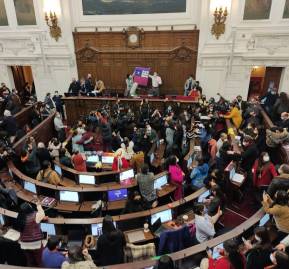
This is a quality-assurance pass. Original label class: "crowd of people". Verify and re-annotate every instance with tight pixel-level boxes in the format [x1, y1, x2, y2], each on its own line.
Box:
[0, 80, 289, 269]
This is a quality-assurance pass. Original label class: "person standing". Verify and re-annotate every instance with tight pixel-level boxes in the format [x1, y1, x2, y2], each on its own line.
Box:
[125, 74, 133, 97]
[149, 72, 162, 96]
[44, 93, 55, 110]
[68, 78, 81, 96]
[184, 75, 196, 96]
[52, 91, 64, 119]
[53, 112, 67, 143]
[85, 74, 94, 94]
[15, 202, 46, 267]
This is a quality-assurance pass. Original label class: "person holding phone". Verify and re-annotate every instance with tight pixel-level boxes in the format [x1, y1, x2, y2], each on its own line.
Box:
[200, 239, 245, 269]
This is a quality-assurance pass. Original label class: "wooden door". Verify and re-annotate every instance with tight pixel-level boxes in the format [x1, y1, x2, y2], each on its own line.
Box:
[262, 67, 283, 94]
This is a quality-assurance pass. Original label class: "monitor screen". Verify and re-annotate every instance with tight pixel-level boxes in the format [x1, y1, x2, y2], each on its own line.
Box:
[59, 191, 79, 202]
[54, 165, 62, 176]
[229, 167, 235, 180]
[107, 189, 128, 202]
[259, 214, 270, 226]
[41, 223, 56, 236]
[119, 169, 134, 182]
[24, 181, 37, 194]
[154, 175, 168, 190]
[79, 175, 95, 185]
[151, 209, 173, 225]
[87, 155, 99, 163]
[198, 190, 210, 203]
[102, 156, 114, 165]
[0, 214, 4, 225]
[91, 222, 116, 237]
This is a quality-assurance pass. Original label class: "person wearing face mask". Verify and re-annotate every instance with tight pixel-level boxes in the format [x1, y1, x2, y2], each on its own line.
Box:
[236, 95, 247, 115]
[266, 250, 289, 269]
[266, 127, 289, 148]
[252, 152, 277, 192]
[261, 87, 279, 114]
[167, 155, 184, 201]
[277, 112, 289, 130]
[267, 164, 289, 198]
[52, 91, 64, 119]
[244, 226, 273, 269]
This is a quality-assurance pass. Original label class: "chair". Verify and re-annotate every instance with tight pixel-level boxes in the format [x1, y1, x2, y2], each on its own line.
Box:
[125, 242, 156, 262]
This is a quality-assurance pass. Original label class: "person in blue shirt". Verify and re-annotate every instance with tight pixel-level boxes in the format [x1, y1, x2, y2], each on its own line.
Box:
[42, 236, 67, 268]
[189, 156, 209, 189]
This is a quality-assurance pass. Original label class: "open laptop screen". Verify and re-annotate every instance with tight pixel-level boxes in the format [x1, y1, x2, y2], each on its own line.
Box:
[259, 214, 270, 226]
[107, 189, 128, 202]
[198, 190, 210, 203]
[24, 181, 37, 194]
[91, 222, 116, 237]
[54, 164, 62, 176]
[154, 174, 168, 190]
[87, 155, 99, 163]
[59, 191, 79, 202]
[119, 169, 134, 182]
[41, 223, 56, 236]
[229, 167, 235, 180]
[102, 156, 114, 165]
[79, 175, 95, 185]
[151, 209, 172, 225]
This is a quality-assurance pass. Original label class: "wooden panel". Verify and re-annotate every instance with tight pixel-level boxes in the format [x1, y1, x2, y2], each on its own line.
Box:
[262, 67, 283, 94]
[73, 30, 199, 95]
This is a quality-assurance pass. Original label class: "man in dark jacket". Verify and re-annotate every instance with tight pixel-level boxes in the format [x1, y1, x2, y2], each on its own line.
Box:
[52, 91, 64, 119]
[0, 110, 18, 143]
[68, 78, 81, 96]
[36, 142, 52, 168]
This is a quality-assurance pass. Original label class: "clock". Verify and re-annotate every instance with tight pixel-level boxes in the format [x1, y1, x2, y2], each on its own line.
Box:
[124, 27, 141, 48]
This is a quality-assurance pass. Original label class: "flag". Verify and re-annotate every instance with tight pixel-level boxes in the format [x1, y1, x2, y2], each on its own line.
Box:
[133, 67, 150, 86]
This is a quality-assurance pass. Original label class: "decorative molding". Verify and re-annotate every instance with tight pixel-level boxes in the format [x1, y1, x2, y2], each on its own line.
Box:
[170, 45, 196, 62]
[75, 43, 99, 63]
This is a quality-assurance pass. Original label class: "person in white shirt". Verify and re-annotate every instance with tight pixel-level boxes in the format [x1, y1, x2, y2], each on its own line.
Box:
[149, 72, 162, 96]
[216, 133, 228, 158]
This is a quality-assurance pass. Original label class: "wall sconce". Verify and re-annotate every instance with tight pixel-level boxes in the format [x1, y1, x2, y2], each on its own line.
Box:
[45, 11, 62, 41]
[211, 7, 228, 39]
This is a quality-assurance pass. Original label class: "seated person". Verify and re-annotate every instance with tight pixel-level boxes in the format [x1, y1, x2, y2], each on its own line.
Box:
[112, 153, 130, 171]
[36, 142, 52, 168]
[62, 245, 97, 269]
[267, 164, 289, 197]
[36, 160, 61, 185]
[204, 185, 226, 217]
[71, 151, 87, 172]
[266, 127, 289, 148]
[277, 112, 289, 130]
[122, 191, 145, 214]
[193, 203, 222, 243]
[189, 156, 209, 189]
[42, 236, 67, 268]
[59, 148, 72, 168]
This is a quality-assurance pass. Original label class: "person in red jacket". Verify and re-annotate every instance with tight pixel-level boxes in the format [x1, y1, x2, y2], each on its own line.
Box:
[252, 152, 277, 189]
[200, 239, 246, 269]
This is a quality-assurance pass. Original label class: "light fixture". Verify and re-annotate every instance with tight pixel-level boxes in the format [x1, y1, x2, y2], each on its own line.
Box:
[211, 7, 228, 39]
[45, 11, 62, 41]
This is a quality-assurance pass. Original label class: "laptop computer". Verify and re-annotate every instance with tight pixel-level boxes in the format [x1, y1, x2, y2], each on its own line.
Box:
[212, 243, 224, 259]
[78, 174, 95, 185]
[86, 155, 99, 164]
[151, 209, 173, 225]
[119, 169, 134, 182]
[24, 181, 37, 194]
[259, 214, 270, 226]
[54, 164, 62, 176]
[198, 190, 210, 203]
[154, 174, 168, 190]
[107, 189, 128, 202]
[101, 155, 114, 165]
[0, 214, 4, 225]
[41, 223, 56, 236]
[229, 167, 245, 184]
[59, 191, 79, 202]
[91, 222, 117, 237]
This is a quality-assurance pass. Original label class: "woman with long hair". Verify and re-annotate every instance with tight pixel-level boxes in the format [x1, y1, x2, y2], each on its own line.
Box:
[96, 215, 126, 266]
[15, 202, 46, 267]
[200, 239, 245, 269]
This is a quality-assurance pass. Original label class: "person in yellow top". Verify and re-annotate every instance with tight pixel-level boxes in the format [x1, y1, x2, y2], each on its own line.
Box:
[222, 102, 242, 129]
[262, 190, 289, 233]
[36, 160, 61, 186]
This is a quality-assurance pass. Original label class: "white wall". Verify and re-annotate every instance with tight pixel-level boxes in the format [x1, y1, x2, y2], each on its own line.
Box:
[0, 0, 77, 102]
[197, 0, 289, 100]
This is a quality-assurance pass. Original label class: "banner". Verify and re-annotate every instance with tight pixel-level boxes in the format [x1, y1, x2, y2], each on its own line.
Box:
[133, 67, 150, 86]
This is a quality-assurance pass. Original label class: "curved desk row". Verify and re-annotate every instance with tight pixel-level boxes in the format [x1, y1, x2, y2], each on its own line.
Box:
[62, 96, 198, 125]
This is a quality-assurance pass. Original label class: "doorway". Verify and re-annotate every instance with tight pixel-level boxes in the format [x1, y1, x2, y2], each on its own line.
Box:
[247, 66, 284, 100]
[10, 66, 35, 102]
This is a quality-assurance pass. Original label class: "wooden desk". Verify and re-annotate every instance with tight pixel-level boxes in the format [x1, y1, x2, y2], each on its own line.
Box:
[125, 229, 155, 244]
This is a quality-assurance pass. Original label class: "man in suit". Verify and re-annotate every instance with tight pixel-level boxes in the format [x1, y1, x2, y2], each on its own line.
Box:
[85, 74, 94, 94]
[68, 78, 81, 96]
